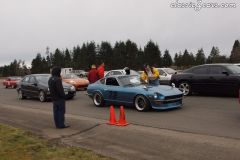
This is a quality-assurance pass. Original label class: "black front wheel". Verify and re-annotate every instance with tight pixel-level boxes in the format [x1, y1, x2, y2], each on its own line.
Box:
[134, 95, 151, 112]
[178, 81, 192, 96]
[93, 92, 104, 107]
[39, 90, 46, 102]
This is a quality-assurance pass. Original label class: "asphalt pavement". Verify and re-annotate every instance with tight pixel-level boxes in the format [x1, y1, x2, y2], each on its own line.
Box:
[1, 85, 240, 160]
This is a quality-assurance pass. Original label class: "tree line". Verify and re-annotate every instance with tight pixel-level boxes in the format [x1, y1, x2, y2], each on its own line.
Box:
[1, 39, 240, 77]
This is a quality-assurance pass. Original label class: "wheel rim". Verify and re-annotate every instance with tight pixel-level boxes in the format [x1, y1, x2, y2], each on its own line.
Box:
[93, 93, 101, 106]
[39, 91, 45, 102]
[135, 96, 146, 111]
[179, 83, 190, 95]
[18, 90, 22, 99]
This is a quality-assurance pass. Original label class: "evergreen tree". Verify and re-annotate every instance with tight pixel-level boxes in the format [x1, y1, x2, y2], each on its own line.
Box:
[64, 49, 72, 67]
[31, 53, 43, 74]
[230, 40, 240, 63]
[52, 48, 65, 67]
[144, 40, 161, 66]
[113, 41, 126, 69]
[98, 41, 113, 70]
[162, 50, 173, 67]
[72, 46, 81, 69]
[195, 48, 206, 65]
[125, 40, 138, 69]
[207, 46, 220, 63]
[85, 42, 96, 70]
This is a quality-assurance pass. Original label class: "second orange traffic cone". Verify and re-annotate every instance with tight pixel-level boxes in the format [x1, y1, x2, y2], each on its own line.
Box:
[116, 106, 129, 126]
[108, 105, 117, 125]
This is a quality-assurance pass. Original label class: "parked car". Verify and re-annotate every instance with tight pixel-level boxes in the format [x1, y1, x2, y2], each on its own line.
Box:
[157, 68, 177, 85]
[104, 69, 140, 77]
[17, 74, 76, 102]
[71, 70, 88, 77]
[87, 75, 183, 111]
[3, 76, 22, 88]
[62, 73, 89, 90]
[170, 64, 240, 96]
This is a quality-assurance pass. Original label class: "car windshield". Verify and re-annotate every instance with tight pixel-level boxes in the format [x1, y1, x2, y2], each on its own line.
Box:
[63, 74, 79, 79]
[118, 76, 141, 86]
[226, 65, 240, 74]
[36, 75, 50, 83]
[164, 68, 176, 74]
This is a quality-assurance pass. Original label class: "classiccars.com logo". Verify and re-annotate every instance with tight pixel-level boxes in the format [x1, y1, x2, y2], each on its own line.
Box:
[170, 0, 237, 11]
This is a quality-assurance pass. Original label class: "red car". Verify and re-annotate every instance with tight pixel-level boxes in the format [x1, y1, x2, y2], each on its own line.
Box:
[3, 76, 22, 88]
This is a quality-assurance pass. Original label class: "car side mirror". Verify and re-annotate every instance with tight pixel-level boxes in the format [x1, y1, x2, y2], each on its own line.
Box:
[222, 71, 229, 76]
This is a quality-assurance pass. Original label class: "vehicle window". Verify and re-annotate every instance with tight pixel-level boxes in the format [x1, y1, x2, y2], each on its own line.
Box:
[29, 76, 36, 83]
[192, 67, 208, 74]
[36, 75, 50, 83]
[99, 78, 105, 84]
[164, 68, 176, 74]
[22, 76, 30, 82]
[158, 69, 165, 75]
[106, 78, 119, 86]
[209, 66, 227, 74]
[105, 71, 112, 77]
[129, 70, 140, 75]
[118, 75, 141, 86]
[226, 65, 240, 74]
[112, 71, 122, 75]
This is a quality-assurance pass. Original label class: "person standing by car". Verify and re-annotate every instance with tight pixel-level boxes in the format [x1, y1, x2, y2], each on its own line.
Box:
[124, 67, 130, 75]
[149, 65, 160, 85]
[88, 64, 99, 84]
[97, 62, 105, 79]
[48, 66, 69, 129]
[140, 65, 160, 85]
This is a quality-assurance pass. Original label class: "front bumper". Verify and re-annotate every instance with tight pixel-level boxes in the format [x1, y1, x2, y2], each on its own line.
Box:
[150, 97, 183, 110]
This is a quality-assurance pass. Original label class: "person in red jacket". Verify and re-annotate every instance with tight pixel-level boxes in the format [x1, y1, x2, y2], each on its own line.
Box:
[88, 64, 99, 84]
[97, 62, 105, 79]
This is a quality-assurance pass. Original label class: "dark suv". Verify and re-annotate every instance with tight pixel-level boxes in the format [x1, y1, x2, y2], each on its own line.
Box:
[17, 74, 76, 102]
[170, 64, 240, 96]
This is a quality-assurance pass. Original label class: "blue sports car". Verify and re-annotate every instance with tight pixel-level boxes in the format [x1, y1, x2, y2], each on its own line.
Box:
[87, 75, 183, 111]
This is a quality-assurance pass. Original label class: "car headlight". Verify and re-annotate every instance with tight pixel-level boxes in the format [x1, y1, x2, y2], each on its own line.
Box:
[70, 80, 76, 84]
[153, 93, 158, 99]
[70, 86, 76, 91]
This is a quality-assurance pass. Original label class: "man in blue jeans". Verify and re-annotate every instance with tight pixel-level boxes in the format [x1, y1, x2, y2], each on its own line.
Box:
[48, 66, 69, 129]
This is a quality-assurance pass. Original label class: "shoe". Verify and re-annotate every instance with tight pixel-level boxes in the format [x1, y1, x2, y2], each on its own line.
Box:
[57, 125, 70, 129]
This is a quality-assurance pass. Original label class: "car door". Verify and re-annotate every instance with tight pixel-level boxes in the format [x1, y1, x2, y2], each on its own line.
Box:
[190, 66, 211, 93]
[21, 76, 30, 95]
[158, 69, 170, 84]
[104, 77, 122, 104]
[27, 76, 39, 97]
[208, 66, 236, 94]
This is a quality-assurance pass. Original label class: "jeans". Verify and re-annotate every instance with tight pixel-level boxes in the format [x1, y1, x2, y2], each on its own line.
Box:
[53, 99, 66, 128]
[149, 79, 160, 86]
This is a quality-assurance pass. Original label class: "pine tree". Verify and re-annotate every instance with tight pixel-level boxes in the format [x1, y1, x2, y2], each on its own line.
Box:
[31, 53, 43, 74]
[144, 40, 161, 66]
[230, 40, 240, 63]
[98, 41, 113, 70]
[64, 49, 72, 68]
[125, 40, 138, 69]
[195, 48, 206, 65]
[207, 46, 220, 63]
[162, 50, 173, 67]
[52, 48, 65, 67]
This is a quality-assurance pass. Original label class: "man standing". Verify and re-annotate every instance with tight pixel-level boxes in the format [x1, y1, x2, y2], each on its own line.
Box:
[97, 62, 105, 79]
[88, 64, 99, 84]
[48, 66, 69, 129]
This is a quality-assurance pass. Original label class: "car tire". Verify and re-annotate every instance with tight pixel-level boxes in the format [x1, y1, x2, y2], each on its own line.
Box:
[178, 81, 192, 96]
[93, 92, 104, 107]
[18, 89, 26, 100]
[134, 95, 151, 112]
[39, 90, 46, 102]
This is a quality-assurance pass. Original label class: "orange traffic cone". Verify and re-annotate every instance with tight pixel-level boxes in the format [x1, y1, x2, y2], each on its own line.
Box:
[116, 106, 129, 126]
[108, 105, 117, 125]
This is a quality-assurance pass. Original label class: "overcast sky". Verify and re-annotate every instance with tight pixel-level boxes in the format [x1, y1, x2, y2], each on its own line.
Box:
[0, 0, 239, 66]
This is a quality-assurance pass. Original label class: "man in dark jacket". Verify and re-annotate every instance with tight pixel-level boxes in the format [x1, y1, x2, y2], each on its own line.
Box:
[48, 66, 69, 129]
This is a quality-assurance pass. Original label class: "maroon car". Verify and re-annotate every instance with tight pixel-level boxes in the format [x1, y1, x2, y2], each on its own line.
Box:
[3, 76, 22, 88]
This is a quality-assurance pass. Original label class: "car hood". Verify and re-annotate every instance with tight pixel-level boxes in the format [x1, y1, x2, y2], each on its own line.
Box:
[135, 85, 183, 96]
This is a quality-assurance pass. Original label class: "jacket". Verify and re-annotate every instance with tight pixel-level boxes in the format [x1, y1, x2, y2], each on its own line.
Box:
[48, 67, 65, 101]
[88, 68, 99, 84]
[97, 65, 105, 79]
